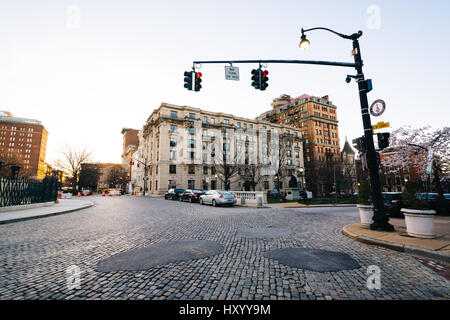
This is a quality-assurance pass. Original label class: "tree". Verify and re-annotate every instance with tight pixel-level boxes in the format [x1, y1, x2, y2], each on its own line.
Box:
[384, 126, 449, 198]
[54, 146, 93, 191]
[79, 163, 101, 190]
[239, 164, 264, 191]
[213, 143, 240, 191]
[107, 167, 127, 189]
[0, 152, 34, 177]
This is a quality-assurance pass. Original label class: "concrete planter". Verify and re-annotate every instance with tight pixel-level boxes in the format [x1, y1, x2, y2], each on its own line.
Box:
[401, 208, 436, 238]
[357, 204, 374, 227]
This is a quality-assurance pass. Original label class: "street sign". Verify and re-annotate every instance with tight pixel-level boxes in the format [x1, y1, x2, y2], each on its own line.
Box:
[427, 147, 434, 161]
[370, 99, 386, 117]
[426, 162, 432, 175]
[225, 66, 240, 81]
[372, 121, 390, 131]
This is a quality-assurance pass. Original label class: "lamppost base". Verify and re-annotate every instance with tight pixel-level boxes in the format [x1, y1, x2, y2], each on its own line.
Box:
[369, 221, 395, 232]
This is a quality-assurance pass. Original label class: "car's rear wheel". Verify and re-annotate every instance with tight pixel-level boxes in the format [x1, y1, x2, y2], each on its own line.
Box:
[200, 199, 204, 205]
[212, 200, 217, 207]
[189, 197, 192, 203]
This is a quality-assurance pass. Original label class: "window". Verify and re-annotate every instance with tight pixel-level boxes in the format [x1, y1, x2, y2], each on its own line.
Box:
[170, 125, 177, 133]
[188, 139, 195, 148]
[169, 150, 177, 160]
[171, 111, 177, 119]
[286, 150, 292, 157]
[188, 165, 195, 174]
[223, 143, 229, 151]
[188, 127, 195, 135]
[210, 118, 215, 125]
[169, 165, 176, 174]
[202, 141, 207, 150]
[223, 119, 229, 125]
[170, 137, 176, 147]
[188, 180, 195, 189]
[203, 116, 207, 124]
[287, 159, 292, 165]
[203, 129, 207, 136]
[211, 167, 216, 175]
[264, 181, 269, 189]
[190, 151, 195, 159]
[243, 123, 247, 130]
[189, 113, 195, 119]
[249, 124, 253, 130]
[295, 152, 300, 158]
[262, 125, 267, 131]
[203, 166, 208, 174]
[237, 122, 241, 128]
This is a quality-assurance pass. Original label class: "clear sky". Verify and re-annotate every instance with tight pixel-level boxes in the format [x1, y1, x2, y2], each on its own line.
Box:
[1, 0, 449, 164]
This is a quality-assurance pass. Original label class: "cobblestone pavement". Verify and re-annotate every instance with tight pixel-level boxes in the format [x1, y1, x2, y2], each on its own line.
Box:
[0, 196, 449, 300]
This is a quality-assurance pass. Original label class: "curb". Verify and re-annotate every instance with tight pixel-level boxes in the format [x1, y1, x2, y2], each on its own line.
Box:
[0, 202, 94, 225]
[0, 201, 56, 213]
[342, 225, 450, 264]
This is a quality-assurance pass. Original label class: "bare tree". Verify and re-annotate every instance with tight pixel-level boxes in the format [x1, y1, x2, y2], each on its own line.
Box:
[107, 167, 128, 189]
[54, 146, 93, 191]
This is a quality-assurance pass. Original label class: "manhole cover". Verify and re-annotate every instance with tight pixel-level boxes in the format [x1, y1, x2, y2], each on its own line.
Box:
[265, 248, 360, 272]
[237, 227, 294, 239]
[97, 239, 224, 272]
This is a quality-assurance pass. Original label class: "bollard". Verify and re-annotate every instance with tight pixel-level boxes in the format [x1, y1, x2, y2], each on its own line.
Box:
[257, 195, 263, 208]
[83, 191, 87, 197]
[102, 191, 105, 196]
[241, 197, 246, 206]
[77, 192, 81, 197]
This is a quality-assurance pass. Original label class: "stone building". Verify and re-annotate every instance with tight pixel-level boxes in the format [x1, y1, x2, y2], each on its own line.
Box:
[135, 103, 305, 195]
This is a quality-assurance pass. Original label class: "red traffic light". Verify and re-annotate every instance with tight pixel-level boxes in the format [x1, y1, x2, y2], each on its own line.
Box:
[263, 70, 269, 77]
[196, 72, 202, 78]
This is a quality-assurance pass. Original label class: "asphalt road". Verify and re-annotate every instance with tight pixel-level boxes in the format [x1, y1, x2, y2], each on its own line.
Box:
[0, 195, 448, 300]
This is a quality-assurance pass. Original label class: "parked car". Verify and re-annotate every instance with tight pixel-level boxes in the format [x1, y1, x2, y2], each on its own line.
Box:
[180, 190, 205, 203]
[382, 192, 403, 218]
[267, 190, 282, 198]
[170, 189, 185, 201]
[165, 189, 175, 200]
[200, 190, 237, 207]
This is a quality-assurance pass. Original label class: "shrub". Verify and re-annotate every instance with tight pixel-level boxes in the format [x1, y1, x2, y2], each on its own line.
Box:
[403, 179, 428, 210]
[358, 180, 372, 205]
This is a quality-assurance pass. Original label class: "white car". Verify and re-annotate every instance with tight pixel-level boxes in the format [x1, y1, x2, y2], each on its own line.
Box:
[200, 190, 237, 207]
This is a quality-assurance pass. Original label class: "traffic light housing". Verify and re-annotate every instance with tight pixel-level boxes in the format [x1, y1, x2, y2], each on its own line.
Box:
[377, 132, 390, 150]
[194, 72, 202, 91]
[184, 71, 193, 90]
[260, 70, 269, 90]
[352, 136, 366, 152]
[251, 69, 260, 89]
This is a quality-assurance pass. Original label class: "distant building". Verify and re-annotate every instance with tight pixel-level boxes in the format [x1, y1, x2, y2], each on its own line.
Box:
[340, 138, 357, 194]
[0, 111, 48, 179]
[257, 94, 341, 196]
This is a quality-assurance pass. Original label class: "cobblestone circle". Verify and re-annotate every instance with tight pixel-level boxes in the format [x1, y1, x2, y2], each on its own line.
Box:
[0, 196, 449, 300]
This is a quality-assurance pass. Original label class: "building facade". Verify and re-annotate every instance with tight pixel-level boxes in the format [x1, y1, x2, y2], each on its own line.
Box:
[121, 128, 139, 192]
[257, 94, 341, 196]
[133, 103, 305, 195]
[0, 111, 48, 179]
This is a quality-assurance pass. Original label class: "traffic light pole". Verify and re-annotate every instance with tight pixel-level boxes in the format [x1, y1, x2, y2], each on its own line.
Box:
[193, 59, 356, 69]
[351, 38, 393, 231]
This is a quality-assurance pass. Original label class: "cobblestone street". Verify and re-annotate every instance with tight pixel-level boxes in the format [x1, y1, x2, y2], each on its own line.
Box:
[0, 196, 449, 300]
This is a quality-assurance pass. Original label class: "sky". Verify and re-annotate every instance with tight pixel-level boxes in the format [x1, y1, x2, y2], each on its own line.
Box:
[1, 0, 449, 164]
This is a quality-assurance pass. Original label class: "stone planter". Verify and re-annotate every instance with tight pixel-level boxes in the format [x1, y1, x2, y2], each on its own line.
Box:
[357, 204, 374, 227]
[401, 208, 436, 238]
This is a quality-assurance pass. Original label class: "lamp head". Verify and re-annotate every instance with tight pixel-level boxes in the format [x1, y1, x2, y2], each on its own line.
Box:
[299, 34, 310, 50]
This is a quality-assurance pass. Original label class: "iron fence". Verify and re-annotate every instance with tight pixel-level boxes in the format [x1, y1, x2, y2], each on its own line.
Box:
[0, 177, 58, 207]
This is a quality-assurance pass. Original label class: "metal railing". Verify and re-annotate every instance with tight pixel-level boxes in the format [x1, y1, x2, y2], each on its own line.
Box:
[0, 177, 58, 207]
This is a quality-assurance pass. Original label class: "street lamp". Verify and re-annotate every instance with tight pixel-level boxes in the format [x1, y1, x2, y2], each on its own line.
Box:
[300, 27, 394, 231]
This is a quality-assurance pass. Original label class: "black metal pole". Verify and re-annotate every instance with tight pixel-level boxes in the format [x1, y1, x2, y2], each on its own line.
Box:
[352, 38, 394, 231]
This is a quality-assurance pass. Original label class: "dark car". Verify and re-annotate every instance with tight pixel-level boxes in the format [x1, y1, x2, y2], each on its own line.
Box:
[180, 189, 205, 203]
[170, 189, 185, 201]
[382, 192, 403, 218]
[164, 188, 175, 200]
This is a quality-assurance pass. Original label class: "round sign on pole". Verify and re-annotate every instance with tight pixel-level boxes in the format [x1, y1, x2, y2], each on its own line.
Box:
[370, 99, 386, 117]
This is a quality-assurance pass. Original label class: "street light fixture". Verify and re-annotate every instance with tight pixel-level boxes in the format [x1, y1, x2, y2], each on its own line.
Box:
[299, 34, 310, 50]
[300, 26, 394, 231]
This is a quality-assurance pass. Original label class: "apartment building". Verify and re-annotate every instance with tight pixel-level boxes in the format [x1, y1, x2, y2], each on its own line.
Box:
[133, 103, 305, 195]
[0, 111, 48, 179]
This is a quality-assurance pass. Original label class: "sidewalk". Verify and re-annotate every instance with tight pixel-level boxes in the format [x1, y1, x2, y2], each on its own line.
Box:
[270, 202, 356, 208]
[0, 199, 94, 225]
[343, 216, 450, 263]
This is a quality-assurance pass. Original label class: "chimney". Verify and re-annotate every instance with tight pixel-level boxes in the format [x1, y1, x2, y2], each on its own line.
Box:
[322, 95, 329, 101]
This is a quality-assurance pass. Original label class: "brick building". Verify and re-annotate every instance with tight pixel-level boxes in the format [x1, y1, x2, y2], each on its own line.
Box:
[0, 111, 48, 179]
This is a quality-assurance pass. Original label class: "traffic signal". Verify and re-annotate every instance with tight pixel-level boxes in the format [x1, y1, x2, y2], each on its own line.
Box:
[251, 69, 260, 89]
[194, 72, 202, 92]
[184, 71, 193, 90]
[352, 136, 366, 152]
[377, 132, 390, 150]
[260, 69, 269, 90]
